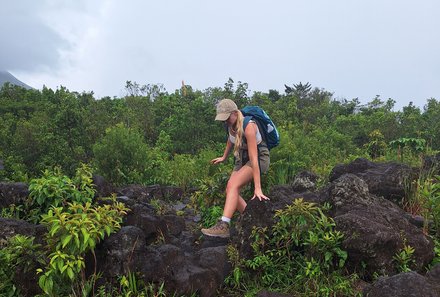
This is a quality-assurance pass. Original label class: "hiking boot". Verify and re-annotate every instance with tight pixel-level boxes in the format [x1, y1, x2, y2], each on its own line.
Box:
[201, 220, 230, 238]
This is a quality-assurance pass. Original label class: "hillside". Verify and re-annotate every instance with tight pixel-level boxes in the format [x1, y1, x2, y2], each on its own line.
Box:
[0, 70, 33, 89]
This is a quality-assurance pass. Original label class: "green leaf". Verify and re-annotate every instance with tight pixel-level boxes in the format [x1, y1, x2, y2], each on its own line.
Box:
[57, 259, 64, 272]
[89, 238, 96, 248]
[74, 235, 81, 249]
[81, 228, 90, 245]
[61, 235, 72, 248]
[105, 225, 112, 236]
[66, 267, 74, 280]
[49, 224, 61, 237]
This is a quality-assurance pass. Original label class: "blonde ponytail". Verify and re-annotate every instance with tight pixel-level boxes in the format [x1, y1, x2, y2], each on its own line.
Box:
[233, 111, 244, 158]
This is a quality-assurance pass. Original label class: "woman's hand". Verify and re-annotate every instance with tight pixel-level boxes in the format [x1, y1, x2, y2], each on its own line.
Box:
[252, 188, 270, 201]
[211, 156, 226, 164]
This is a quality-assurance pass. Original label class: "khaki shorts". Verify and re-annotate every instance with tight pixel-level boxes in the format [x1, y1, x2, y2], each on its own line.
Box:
[233, 145, 270, 174]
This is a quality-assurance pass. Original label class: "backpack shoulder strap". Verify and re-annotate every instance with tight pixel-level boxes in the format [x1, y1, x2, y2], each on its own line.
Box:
[242, 115, 268, 146]
[243, 115, 253, 130]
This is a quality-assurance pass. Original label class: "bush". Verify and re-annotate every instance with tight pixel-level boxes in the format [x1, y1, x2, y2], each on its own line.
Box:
[27, 164, 95, 223]
[0, 235, 45, 297]
[93, 123, 150, 185]
[225, 199, 359, 296]
[38, 197, 129, 296]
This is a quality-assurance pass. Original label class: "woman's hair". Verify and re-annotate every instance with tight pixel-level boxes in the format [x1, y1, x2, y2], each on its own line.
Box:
[233, 111, 244, 158]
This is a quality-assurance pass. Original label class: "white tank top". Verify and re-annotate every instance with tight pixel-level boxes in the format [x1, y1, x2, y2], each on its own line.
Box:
[229, 120, 262, 145]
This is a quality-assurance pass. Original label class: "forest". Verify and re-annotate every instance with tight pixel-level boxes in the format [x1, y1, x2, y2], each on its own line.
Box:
[1, 79, 439, 185]
[0, 79, 439, 296]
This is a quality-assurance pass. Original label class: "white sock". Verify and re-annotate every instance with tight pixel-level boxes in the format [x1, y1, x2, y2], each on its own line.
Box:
[221, 216, 231, 224]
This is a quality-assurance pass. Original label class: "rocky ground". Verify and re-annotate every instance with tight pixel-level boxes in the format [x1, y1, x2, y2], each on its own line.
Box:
[1, 156, 440, 296]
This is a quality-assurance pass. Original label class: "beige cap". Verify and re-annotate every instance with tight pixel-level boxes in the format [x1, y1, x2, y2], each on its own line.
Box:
[215, 99, 238, 121]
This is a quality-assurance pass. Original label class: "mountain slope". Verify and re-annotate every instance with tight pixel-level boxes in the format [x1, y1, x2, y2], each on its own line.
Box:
[0, 70, 33, 89]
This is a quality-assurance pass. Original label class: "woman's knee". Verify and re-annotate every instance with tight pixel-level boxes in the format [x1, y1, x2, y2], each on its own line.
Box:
[226, 179, 240, 194]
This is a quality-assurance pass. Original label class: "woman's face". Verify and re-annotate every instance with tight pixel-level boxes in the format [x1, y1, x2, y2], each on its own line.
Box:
[225, 111, 238, 126]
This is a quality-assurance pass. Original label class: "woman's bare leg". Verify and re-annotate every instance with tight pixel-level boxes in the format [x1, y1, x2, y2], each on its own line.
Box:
[237, 195, 246, 213]
[223, 165, 253, 219]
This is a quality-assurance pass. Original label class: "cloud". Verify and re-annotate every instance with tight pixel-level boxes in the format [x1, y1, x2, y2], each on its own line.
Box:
[0, 1, 101, 73]
[3, 0, 439, 110]
[0, 2, 68, 71]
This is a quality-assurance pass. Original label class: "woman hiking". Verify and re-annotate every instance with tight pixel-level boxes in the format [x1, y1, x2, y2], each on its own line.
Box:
[201, 99, 270, 238]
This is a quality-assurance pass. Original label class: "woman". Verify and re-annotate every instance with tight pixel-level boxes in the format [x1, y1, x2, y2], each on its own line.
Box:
[201, 99, 270, 238]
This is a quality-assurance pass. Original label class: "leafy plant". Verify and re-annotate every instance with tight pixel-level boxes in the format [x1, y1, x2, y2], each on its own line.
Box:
[0, 235, 45, 297]
[428, 176, 440, 236]
[365, 129, 387, 159]
[93, 123, 150, 185]
[389, 137, 426, 162]
[118, 271, 143, 295]
[404, 172, 440, 236]
[27, 164, 95, 223]
[431, 239, 440, 267]
[200, 205, 224, 228]
[225, 198, 358, 296]
[150, 198, 168, 215]
[190, 168, 230, 211]
[37, 196, 129, 296]
[0, 203, 25, 219]
[393, 244, 415, 273]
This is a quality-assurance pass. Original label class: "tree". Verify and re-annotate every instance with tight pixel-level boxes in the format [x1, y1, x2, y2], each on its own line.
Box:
[93, 123, 150, 185]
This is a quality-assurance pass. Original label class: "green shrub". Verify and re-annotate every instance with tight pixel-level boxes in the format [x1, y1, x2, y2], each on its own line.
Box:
[0, 235, 45, 297]
[431, 239, 440, 267]
[27, 164, 95, 223]
[404, 172, 440, 236]
[225, 199, 359, 296]
[93, 123, 150, 185]
[37, 197, 129, 296]
[393, 244, 415, 273]
[200, 205, 224, 228]
[365, 130, 387, 159]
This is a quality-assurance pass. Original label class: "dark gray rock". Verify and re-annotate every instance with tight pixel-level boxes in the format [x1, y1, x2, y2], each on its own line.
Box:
[290, 170, 319, 192]
[199, 236, 230, 249]
[171, 263, 220, 297]
[426, 263, 440, 282]
[329, 174, 434, 279]
[160, 185, 184, 201]
[268, 184, 326, 208]
[96, 226, 146, 276]
[234, 198, 275, 260]
[0, 182, 29, 208]
[117, 184, 184, 203]
[134, 244, 228, 297]
[117, 184, 155, 203]
[3, 156, 437, 297]
[123, 203, 187, 244]
[93, 175, 115, 198]
[193, 246, 231, 296]
[0, 217, 45, 245]
[329, 158, 416, 203]
[363, 271, 440, 297]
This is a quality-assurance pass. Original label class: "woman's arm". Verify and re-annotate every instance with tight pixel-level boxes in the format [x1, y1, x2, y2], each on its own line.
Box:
[245, 122, 269, 201]
[211, 138, 233, 164]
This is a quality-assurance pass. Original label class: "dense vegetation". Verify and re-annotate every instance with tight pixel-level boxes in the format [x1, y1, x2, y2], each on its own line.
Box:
[1, 79, 439, 296]
[1, 79, 439, 185]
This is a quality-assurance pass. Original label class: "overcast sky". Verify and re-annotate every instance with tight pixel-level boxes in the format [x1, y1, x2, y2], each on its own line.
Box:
[1, 0, 439, 110]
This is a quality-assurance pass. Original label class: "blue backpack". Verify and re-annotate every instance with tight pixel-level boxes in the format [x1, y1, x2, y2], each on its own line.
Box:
[241, 106, 280, 150]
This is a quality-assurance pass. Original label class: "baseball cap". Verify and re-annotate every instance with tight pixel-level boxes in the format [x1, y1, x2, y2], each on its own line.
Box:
[215, 99, 238, 121]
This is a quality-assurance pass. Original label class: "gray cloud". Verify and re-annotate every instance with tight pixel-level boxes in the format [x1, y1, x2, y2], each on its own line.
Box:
[3, 0, 439, 111]
[0, 2, 75, 71]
